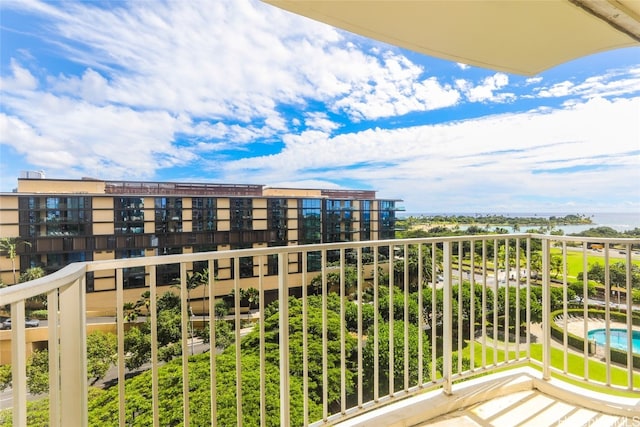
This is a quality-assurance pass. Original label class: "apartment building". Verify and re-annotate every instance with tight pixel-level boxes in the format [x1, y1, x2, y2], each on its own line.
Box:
[0, 176, 400, 311]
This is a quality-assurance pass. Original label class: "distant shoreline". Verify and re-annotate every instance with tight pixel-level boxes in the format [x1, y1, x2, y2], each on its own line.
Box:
[398, 213, 593, 227]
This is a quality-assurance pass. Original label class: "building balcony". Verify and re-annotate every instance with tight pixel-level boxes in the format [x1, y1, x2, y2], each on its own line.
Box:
[1, 234, 639, 426]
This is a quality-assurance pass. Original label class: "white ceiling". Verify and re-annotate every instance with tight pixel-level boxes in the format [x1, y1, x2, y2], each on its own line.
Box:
[263, 0, 640, 76]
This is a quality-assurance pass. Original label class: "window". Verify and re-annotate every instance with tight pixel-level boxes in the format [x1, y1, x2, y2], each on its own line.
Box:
[379, 200, 396, 239]
[300, 199, 321, 244]
[361, 200, 371, 240]
[306, 251, 322, 272]
[192, 198, 216, 231]
[193, 245, 217, 278]
[157, 247, 181, 285]
[114, 197, 144, 234]
[19, 196, 92, 237]
[230, 244, 253, 278]
[230, 198, 252, 231]
[268, 199, 287, 243]
[323, 199, 353, 243]
[117, 249, 145, 289]
[155, 197, 182, 233]
[42, 252, 91, 273]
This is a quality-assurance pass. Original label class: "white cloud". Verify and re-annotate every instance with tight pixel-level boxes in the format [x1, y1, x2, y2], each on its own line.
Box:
[533, 67, 640, 99]
[0, 59, 38, 91]
[536, 80, 575, 97]
[525, 76, 543, 85]
[1, 0, 639, 214]
[50, 68, 109, 104]
[220, 96, 640, 212]
[456, 72, 515, 103]
[304, 112, 340, 133]
[1, 92, 195, 180]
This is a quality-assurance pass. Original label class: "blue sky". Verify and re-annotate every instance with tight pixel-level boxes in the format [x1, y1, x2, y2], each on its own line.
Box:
[1, 0, 639, 214]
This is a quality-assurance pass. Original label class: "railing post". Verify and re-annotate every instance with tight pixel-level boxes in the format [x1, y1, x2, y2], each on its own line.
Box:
[48, 290, 60, 427]
[541, 238, 551, 381]
[442, 241, 453, 395]
[10, 301, 27, 427]
[59, 275, 88, 426]
[278, 253, 290, 427]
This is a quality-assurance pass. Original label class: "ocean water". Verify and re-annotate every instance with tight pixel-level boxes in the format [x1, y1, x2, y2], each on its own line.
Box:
[401, 212, 640, 234]
[557, 212, 640, 234]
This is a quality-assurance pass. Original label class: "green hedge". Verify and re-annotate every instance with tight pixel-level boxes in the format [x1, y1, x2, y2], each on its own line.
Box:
[550, 308, 640, 369]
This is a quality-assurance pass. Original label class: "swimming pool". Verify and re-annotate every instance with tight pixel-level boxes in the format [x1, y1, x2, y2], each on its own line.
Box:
[587, 328, 640, 354]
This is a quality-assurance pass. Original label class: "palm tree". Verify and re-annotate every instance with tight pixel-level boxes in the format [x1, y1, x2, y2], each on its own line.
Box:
[172, 270, 208, 354]
[0, 237, 31, 285]
[20, 266, 47, 308]
[198, 268, 211, 322]
[172, 270, 208, 313]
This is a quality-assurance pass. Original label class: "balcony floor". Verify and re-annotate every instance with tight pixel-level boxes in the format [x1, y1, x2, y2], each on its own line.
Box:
[336, 367, 639, 427]
[420, 389, 628, 426]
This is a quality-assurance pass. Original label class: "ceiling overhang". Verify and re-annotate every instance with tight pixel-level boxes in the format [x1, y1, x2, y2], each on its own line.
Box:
[263, 0, 640, 76]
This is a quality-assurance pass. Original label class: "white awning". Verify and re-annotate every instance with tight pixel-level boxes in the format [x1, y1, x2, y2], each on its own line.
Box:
[263, 0, 640, 76]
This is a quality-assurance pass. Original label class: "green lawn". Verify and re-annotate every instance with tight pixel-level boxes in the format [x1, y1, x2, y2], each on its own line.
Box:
[461, 341, 640, 396]
[550, 247, 640, 281]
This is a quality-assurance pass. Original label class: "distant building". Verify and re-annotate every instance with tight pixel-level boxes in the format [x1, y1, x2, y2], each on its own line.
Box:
[0, 177, 401, 312]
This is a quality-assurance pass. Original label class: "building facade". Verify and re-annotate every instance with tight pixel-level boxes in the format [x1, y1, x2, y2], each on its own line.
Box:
[0, 178, 400, 311]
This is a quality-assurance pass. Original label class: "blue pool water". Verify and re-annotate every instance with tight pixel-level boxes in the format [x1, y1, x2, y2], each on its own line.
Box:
[587, 328, 640, 354]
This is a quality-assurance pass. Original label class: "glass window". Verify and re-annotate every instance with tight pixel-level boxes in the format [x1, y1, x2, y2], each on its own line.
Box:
[157, 247, 181, 285]
[379, 200, 396, 239]
[323, 199, 353, 243]
[116, 249, 145, 289]
[192, 197, 216, 231]
[268, 199, 287, 243]
[19, 196, 92, 237]
[361, 200, 371, 241]
[114, 197, 144, 234]
[300, 198, 321, 244]
[230, 198, 252, 231]
[155, 197, 182, 233]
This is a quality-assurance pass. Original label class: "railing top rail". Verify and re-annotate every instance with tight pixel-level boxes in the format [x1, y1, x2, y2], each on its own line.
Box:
[4, 233, 638, 304]
[532, 234, 640, 244]
[0, 262, 87, 305]
[77, 234, 638, 273]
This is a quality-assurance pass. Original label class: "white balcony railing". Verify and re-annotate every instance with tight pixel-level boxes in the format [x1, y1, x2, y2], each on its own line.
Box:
[1, 234, 639, 426]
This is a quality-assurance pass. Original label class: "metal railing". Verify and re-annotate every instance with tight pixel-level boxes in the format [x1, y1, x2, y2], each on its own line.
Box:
[1, 234, 639, 426]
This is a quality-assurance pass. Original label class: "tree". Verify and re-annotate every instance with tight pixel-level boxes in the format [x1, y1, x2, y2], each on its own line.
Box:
[122, 290, 195, 369]
[243, 287, 259, 310]
[0, 237, 31, 285]
[214, 300, 229, 319]
[19, 266, 45, 283]
[363, 320, 431, 395]
[578, 262, 640, 289]
[310, 266, 358, 296]
[26, 349, 49, 394]
[241, 295, 357, 407]
[89, 295, 348, 426]
[157, 290, 180, 312]
[87, 331, 117, 384]
[197, 319, 235, 350]
[173, 270, 208, 312]
[550, 254, 563, 279]
[123, 326, 151, 370]
[568, 281, 596, 302]
[529, 251, 542, 279]
[123, 301, 141, 322]
[20, 266, 47, 307]
[0, 364, 11, 391]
